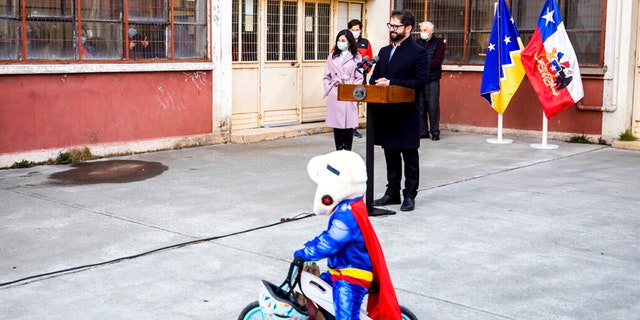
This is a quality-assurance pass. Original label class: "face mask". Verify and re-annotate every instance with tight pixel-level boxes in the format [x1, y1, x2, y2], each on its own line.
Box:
[420, 32, 431, 40]
[351, 31, 361, 39]
[81, 36, 86, 44]
[336, 42, 348, 51]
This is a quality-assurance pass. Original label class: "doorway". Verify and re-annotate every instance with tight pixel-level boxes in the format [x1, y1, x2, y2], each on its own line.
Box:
[231, 0, 364, 129]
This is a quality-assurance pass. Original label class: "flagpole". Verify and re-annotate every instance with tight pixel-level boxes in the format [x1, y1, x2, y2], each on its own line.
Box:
[487, 113, 513, 144]
[530, 112, 559, 149]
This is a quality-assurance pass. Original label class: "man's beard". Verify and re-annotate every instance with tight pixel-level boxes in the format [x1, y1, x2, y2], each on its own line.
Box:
[390, 30, 405, 42]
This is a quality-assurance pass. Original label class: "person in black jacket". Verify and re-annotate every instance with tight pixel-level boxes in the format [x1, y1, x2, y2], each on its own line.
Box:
[416, 21, 446, 140]
[369, 10, 429, 212]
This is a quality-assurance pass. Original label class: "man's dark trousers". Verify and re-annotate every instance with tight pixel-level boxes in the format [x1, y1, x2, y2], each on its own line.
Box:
[383, 148, 419, 199]
[425, 79, 440, 136]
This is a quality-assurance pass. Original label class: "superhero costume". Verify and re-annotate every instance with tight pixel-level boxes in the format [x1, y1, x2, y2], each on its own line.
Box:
[294, 197, 400, 320]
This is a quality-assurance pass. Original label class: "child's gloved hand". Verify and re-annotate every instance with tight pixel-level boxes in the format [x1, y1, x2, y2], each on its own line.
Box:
[293, 248, 306, 260]
[292, 256, 305, 268]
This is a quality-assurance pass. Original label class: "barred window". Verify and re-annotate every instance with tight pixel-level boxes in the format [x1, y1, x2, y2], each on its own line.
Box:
[303, 2, 329, 61]
[395, 0, 605, 67]
[266, 0, 297, 61]
[232, 0, 258, 62]
[0, 0, 208, 62]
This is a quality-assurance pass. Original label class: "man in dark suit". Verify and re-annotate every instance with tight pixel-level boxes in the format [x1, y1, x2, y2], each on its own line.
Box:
[369, 9, 429, 212]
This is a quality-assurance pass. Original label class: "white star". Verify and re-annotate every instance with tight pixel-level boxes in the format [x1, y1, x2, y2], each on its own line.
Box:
[488, 43, 496, 51]
[503, 36, 511, 45]
[510, 17, 515, 24]
[542, 8, 555, 27]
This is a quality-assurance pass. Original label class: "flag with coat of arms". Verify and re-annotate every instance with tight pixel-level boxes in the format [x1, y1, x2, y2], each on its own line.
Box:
[521, 0, 584, 119]
[480, 0, 526, 115]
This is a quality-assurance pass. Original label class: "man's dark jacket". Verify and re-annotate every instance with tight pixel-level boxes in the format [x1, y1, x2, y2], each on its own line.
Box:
[369, 37, 429, 149]
[416, 36, 446, 81]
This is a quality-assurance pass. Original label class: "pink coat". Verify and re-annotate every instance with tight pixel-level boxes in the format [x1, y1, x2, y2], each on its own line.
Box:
[323, 51, 364, 129]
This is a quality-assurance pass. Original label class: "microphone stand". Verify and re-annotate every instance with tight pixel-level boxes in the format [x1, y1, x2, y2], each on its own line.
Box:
[358, 62, 394, 216]
[361, 65, 369, 85]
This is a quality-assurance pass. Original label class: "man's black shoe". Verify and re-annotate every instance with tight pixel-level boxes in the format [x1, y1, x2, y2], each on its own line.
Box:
[420, 133, 430, 139]
[400, 198, 415, 211]
[372, 195, 401, 206]
[431, 133, 440, 141]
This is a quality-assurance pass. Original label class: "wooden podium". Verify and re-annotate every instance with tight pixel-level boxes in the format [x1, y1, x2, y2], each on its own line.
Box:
[338, 84, 415, 216]
[337, 84, 415, 104]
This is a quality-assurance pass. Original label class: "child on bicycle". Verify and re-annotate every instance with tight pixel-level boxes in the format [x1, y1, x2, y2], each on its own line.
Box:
[294, 150, 402, 320]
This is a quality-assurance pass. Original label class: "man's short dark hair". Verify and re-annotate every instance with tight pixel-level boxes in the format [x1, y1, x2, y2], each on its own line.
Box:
[391, 9, 415, 29]
[348, 19, 363, 29]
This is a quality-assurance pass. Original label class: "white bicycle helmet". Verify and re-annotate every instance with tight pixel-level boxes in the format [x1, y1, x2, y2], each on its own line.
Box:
[258, 280, 309, 320]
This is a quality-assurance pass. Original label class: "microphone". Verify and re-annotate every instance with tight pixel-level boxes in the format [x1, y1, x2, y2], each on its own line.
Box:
[358, 56, 379, 69]
[367, 55, 379, 67]
[356, 56, 370, 69]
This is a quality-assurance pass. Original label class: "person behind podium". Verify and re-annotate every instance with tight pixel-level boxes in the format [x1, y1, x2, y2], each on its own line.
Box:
[416, 21, 446, 141]
[348, 19, 374, 139]
[323, 29, 364, 151]
[368, 9, 429, 212]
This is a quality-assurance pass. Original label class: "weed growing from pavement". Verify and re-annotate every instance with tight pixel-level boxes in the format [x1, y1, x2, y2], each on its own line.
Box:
[10, 159, 35, 168]
[618, 129, 638, 141]
[567, 134, 595, 144]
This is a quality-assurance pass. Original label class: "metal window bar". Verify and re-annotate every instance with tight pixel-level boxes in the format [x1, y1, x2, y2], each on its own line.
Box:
[304, 3, 315, 60]
[317, 3, 329, 60]
[232, 0, 257, 62]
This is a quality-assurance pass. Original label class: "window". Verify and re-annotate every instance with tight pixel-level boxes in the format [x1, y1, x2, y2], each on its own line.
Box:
[232, 0, 258, 62]
[0, 0, 208, 62]
[266, 0, 297, 61]
[395, 0, 605, 67]
[303, 2, 329, 61]
[337, 2, 363, 34]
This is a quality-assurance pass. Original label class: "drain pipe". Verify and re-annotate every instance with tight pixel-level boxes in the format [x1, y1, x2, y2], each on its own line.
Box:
[576, 73, 618, 113]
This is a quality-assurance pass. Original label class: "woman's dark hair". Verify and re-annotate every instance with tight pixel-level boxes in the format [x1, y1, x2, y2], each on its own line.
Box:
[332, 29, 358, 59]
[391, 9, 416, 29]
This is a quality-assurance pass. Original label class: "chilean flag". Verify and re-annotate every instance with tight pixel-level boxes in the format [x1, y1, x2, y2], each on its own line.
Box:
[521, 0, 584, 119]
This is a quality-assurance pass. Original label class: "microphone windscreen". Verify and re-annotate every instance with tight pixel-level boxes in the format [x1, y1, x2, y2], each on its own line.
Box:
[362, 56, 370, 62]
[372, 56, 380, 62]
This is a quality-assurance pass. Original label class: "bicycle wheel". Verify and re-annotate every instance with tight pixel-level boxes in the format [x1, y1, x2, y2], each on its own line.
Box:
[400, 305, 418, 320]
[238, 301, 263, 320]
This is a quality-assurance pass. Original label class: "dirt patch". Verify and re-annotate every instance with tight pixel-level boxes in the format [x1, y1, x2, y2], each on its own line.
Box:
[49, 160, 168, 185]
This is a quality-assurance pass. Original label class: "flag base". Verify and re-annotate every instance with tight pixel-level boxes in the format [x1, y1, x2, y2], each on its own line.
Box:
[530, 143, 559, 150]
[487, 138, 513, 144]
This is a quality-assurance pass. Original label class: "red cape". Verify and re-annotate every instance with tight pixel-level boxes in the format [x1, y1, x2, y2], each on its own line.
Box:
[351, 199, 401, 320]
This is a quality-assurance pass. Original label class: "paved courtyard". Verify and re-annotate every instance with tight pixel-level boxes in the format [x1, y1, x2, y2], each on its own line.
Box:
[1, 131, 639, 319]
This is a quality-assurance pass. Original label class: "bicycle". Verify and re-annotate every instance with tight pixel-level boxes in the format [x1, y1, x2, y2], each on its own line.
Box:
[238, 258, 418, 320]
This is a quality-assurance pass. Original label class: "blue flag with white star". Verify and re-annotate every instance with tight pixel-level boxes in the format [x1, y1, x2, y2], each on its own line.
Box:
[480, 0, 526, 115]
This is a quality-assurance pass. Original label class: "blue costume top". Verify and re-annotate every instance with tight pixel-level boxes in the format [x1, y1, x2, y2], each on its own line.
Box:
[294, 197, 373, 288]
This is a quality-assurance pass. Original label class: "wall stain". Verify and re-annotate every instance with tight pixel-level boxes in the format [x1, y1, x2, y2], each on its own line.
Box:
[49, 160, 168, 185]
[156, 82, 186, 111]
[183, 71, 209, 91]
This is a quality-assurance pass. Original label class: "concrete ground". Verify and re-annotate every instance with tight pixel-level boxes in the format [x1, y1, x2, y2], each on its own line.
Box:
[1, 131, 639, 320]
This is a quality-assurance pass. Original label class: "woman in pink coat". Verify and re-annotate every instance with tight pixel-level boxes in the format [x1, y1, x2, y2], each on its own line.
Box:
[323, 29, 364, 151]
